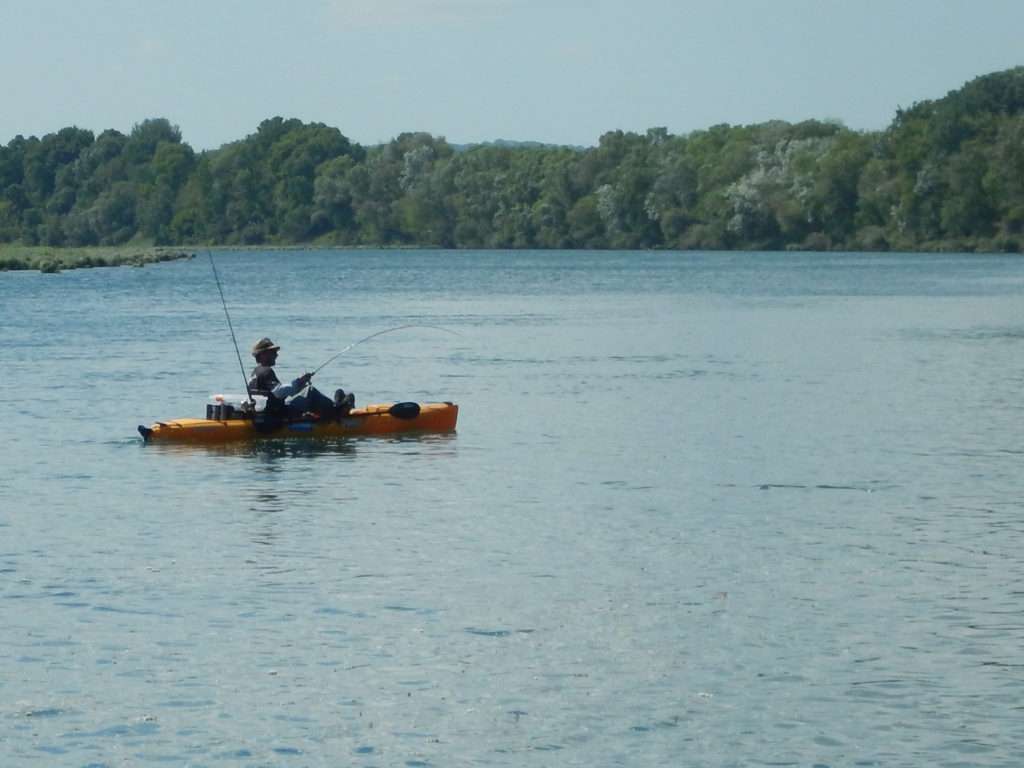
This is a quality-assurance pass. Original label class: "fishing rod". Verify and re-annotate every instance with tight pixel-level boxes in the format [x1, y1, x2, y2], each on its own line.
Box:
[311, 324, 462, 376]
[208, 251, 254, 404]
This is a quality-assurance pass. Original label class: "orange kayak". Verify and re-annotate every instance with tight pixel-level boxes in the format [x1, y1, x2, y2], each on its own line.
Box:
[138, 401, 458, 444]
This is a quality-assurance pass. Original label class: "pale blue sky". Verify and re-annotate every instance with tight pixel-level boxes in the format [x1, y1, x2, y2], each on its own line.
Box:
[3, 0, 1022, 150]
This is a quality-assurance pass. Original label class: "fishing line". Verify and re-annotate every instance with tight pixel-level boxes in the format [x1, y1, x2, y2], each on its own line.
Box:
[208, 251, 254, 403]
[312, 324, 462, 376]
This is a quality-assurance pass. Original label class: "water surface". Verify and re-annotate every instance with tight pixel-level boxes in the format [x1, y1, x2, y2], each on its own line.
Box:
[2, 249, 1023, 766]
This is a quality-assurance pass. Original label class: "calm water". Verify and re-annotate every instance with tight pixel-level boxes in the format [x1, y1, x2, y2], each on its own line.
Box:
[2, 249, 1023, 767]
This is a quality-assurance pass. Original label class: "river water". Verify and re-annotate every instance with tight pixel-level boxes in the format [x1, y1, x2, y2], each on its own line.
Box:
[1, 249, 1023, 767]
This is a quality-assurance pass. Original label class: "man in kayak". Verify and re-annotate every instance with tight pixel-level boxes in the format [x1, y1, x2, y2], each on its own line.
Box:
[249, 337, 355, 419]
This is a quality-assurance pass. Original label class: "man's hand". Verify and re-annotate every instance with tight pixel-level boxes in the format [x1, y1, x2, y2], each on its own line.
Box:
[296, 372, 313, 388]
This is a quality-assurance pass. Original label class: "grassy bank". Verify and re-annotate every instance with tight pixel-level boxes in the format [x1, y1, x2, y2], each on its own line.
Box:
[0, 245, 196, 273]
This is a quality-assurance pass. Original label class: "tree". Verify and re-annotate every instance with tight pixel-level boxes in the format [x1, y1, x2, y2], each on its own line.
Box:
[940, 142, 995, 239]
[2, 66, 1022, 251]
[312, 155, 357, 239]
[124, 118, 182, 166]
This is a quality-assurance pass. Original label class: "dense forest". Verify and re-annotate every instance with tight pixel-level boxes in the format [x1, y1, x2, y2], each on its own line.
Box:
[2, 67, 1023, 253]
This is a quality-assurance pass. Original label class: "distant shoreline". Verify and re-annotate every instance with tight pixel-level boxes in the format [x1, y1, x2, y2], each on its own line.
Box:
[2, 242, 1021, 274]
[0, 246, 196, 273]
[0, 243, 456, 273]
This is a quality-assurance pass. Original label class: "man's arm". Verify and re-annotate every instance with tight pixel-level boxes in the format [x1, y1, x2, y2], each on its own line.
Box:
[270, 372, 313, 400]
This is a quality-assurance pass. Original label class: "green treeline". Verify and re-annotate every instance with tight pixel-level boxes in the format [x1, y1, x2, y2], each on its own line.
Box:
[2, 67, 1023, 253]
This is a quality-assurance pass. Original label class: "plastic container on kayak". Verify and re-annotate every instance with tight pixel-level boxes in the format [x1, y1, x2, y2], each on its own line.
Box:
[206, 393, 267, 420]
[210, 393, 267, 410]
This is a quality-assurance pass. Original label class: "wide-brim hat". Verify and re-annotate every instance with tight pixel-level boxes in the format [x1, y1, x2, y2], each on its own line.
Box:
[251, 337, 280, 357]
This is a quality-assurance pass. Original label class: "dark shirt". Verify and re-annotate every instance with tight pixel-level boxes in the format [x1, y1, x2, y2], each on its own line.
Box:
[249, 365, 281, 397]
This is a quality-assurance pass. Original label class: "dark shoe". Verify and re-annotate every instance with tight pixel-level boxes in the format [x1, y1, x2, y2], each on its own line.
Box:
[333, 390, 355, 418]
